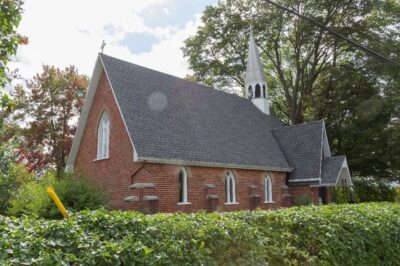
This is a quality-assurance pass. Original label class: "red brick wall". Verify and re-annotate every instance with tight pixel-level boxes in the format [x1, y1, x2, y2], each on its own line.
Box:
[74, 72, 317, 212]
[74, 71, 138, 210]
[289, 185, 320, 205]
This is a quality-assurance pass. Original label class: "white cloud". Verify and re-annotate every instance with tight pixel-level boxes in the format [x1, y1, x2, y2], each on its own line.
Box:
[10, 0, 206, 81]
[111, 16, 202, 77]
[162, 7, 171, 16]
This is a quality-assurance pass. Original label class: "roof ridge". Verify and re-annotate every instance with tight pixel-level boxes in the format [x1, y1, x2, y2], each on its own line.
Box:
[324, 155, 346, 161]
[96, 53, 291, 171]
[272, 119, 324, 131]
[271, 130, 294, 170]
[99, 53, 258, 105]
[100, 53, 285, 121]
[100, 53, 202, 86]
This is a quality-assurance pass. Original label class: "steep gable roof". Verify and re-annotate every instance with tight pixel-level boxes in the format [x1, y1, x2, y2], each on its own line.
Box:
[101, 54, 292, 170]
[67, 53, 351, 185]
[321, 156, 345, 185]
[67, 54, 292, 171]
[272, 121, 325, 183]
[321, 156, 352, 186]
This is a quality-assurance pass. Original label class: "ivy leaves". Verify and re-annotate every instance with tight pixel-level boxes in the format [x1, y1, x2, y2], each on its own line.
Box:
[0, 203, 399, 265]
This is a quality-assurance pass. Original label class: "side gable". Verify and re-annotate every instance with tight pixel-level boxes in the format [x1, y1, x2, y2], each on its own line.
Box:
[99, 54, 292, 171]
[321, 156, 352, 187]
[66, 55, 136, 171]
[68, 54, 292, 172]
[272, 120, 325, 184]
[273, 120, 352, 186]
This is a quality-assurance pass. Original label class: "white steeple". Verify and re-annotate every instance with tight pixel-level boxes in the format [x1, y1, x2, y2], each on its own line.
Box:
[245, 31, 270, 115]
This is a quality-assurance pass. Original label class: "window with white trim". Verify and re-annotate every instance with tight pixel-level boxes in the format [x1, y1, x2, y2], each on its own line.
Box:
[225, 171, 237, 203]
[264, 174, 273, 203]
[178, 167, 188, 203]
[97, 112, 110, 159]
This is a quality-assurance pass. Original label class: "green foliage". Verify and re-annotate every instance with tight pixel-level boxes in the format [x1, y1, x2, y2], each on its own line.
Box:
[332, 186, 354, 204]
[332, 179, 397, 204]
[182, 0, 400, 180]
[0, 163, 34, 215]
[352, 178, 397, 202]
[395, 187, 400, 203]
[0, 140, 34, 214]
[7, 172, 107, 219]
[293, 193, 313, 206]
[0, 203, 399, 265]
[316, 67, 400, 179]
[10, 65, 88, 176]
[42, 173, 108, 219]
[0, 0, 26, 110]
[7, 172, 55, 217]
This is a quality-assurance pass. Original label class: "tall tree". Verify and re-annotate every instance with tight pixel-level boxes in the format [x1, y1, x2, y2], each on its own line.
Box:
[183, 0, 400, 180]
[11, 65, 88, 178]
[183, 0, 399, 124]
[0, 0, 27, 109]
[313, 65, 400, 179]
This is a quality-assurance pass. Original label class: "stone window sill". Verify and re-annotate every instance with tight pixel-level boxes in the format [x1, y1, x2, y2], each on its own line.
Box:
[177, 202, 191, 206]
[93, 157, 110, 162]
[224, 202, 239, 205]
[264, 201, 275, 204]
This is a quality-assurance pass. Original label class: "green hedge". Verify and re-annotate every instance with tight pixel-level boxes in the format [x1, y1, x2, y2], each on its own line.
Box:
[0, 203, 399, 265]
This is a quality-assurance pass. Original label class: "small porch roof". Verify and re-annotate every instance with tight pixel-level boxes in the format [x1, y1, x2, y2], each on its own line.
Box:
[320, 156, 352, 187]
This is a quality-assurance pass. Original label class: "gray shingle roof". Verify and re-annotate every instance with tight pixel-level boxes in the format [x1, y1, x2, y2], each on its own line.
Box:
[272, 121, 324, 182]
[100, 54, 291, 171]
[321, 156, 346, 186]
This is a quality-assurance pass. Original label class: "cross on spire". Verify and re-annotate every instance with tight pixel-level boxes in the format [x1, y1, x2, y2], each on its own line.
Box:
[100, 40, 106, 53]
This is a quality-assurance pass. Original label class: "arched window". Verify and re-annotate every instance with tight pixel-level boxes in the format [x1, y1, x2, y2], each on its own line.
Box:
[97, 112, 110, 159]
[225, 171, 237, 203]
[255, 84, 261, 98]
[248, 85, 253, 99]
[263, 85, 266, 98]
[264, 174, 273, 203]
[178, 167, 188, 203]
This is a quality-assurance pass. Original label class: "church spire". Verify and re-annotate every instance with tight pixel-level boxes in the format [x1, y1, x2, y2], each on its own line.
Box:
[245, 31, 270, 115]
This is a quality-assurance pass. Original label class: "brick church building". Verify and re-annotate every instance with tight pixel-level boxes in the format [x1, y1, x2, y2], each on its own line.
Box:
[66, 33, 352, 213]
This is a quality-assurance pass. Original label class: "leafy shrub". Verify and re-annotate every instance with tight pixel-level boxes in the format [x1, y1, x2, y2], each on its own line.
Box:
[0, 141, 34, 214]
[293, 193, 312, 206]
[352, 178, 397, 202]
[396, 187, 400, 203]
[332, 178, 397, 204]
[332, 186, 358, 203]
[7, 171, 54, 217]
[42, 173, 108, 219]
[0, 163, 35, 215]
[1, 203, 399, 265]
[7, 172, 107, 218]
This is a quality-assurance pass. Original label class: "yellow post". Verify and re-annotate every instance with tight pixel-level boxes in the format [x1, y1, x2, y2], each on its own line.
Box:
[47, 187, 69, 219]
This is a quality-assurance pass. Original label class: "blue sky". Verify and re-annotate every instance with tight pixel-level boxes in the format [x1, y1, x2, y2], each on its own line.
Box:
[120, 0, 216, 54]
[120, 32, 160, 54]
[11, 0, 218, 80]
[140, 0, 216, 28]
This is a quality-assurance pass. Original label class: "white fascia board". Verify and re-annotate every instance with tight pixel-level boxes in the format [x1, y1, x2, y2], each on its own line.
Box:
[66, 56, 103, 172]
[311, 183, 336, 187]
[317, 121, 332, 186]
[334, 157, 352, 186]
[288, 178, 321, 182]
[99, 55, 137, 163]
[322, 121, 332, 157]
[66, 54, 137, 172]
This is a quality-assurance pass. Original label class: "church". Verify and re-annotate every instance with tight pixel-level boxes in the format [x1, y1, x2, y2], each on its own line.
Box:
[66, 33, 352, 213]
